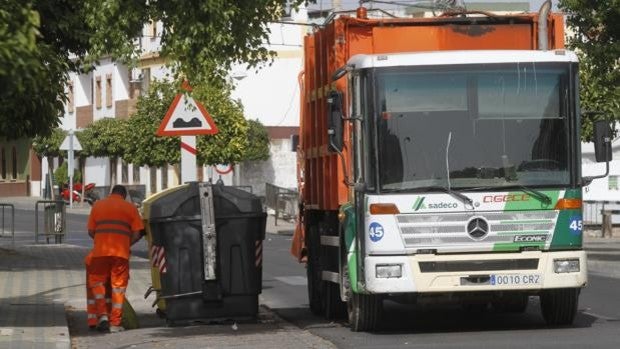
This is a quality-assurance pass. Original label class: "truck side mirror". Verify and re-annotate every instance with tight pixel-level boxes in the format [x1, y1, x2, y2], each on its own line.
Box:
[327, 91, 344, 153]
[583, 120, 613, 185]
[593, 120, 613, 163]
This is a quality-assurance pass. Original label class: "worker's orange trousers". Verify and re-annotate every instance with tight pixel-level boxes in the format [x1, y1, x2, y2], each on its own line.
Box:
[87, 256, 129, 326]
[85, 272, 111, 327]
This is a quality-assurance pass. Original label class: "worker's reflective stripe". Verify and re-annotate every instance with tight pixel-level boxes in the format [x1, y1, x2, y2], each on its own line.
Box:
[93, 229, 131, 238]
[87, 300, 95, 305]
[91, 282, 105, 288]
[112, 287, 126, 294]
[112, 303, 123, 309]
[87, 314, 97, 319]
[95, 220, 132, 230]
[94, 294, 105, 299]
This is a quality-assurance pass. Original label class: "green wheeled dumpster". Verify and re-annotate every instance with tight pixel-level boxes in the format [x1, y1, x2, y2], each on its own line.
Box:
[142, 182, 266, 324]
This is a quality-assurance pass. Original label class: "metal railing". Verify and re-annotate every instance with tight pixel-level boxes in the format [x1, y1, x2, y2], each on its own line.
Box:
[0, 203, 15, 245]
[265, 183, 298, 225]
[583, 200, 620, 226]
[35, 200, 67, 244]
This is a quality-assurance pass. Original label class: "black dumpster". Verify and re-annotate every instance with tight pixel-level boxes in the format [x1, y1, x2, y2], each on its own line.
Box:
[146, 182, 266, 324]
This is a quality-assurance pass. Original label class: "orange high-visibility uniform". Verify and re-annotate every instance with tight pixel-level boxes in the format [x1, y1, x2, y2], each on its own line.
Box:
[84, 252, 111, 328]
[87, 193, 144, 326]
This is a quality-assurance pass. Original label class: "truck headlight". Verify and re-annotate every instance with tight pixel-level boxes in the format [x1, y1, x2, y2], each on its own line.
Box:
[376, 264, 402, 278]
[553, 258, 580, 273]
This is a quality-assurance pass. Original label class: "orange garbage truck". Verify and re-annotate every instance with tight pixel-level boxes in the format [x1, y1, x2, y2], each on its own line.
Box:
[291, 1, 613, 331]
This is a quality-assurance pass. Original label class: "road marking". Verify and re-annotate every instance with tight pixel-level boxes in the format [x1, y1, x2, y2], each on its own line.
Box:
[274, 276, 307, 286]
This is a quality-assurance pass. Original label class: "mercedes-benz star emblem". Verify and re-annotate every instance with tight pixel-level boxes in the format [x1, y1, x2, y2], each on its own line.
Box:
[466, 217, 489, 240]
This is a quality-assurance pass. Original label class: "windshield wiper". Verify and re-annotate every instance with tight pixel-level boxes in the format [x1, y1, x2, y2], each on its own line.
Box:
[416, 186, 474, 207]
[506, 185, 552, 206]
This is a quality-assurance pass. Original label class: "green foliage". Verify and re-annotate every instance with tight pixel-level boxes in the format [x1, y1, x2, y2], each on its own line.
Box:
[0, 1, 69, 139]
[82, 0, 309, 89]
[244, 119, 270, 162]
[559, 0, 620, 141]
[194, 84, 248, 165]
[53, 161, 81, 187]
[1, 0, 306, 139]
[123, 81, 180, 167]
[80, 117, 127, 158]
[125, 79, 251, 166]
[31, 128, 66, 158]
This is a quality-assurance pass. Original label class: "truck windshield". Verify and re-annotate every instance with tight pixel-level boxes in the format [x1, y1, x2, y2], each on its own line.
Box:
[374, 63, 573, 192]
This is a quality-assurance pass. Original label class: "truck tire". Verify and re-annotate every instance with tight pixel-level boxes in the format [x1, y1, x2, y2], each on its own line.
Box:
[347, 292, 381, 332]
[540, 288, 579, 326]
[306, 225, 324, 316]
[324, 282, 346, 319]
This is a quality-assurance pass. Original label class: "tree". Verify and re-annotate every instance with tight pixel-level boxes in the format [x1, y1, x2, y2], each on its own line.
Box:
[243, 119, 271, 162]
[123, 81, 180, 168]
[125, 80, 252, 170]
[1, 2, 66, 139]
[1, 0, 305, 139]
[194, 85, 248, 166]
[559, 0, 620, 141]
[80, 117, 128, 186]
[32, 128, 67, 198]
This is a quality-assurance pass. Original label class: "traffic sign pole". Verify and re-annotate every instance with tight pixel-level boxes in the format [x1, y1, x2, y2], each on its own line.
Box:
[181, 136, 197, 183]
[68, 130, 74, 208]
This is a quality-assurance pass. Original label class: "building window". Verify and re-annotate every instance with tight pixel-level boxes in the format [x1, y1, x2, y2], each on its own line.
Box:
[11, 147, 17, 179]
[609, 176, 618, 190]
[68, 81, 74, 113]
[1, 148, 5, 180]
[95, 76, 102, 109]
[106, 74, 113, 108]
[133, 164, 140, 183]
[149, 20, 157, 38]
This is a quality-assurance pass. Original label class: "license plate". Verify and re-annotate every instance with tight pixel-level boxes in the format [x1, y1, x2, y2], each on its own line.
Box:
[490, 274, 541, 286]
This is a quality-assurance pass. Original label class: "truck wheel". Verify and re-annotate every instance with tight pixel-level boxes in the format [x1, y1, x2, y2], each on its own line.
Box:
[324, 282, 346, 319]
[540, 288, 579, 326]
[492, 294, 529, 313]
[306, 225, 324, 316]
[347, 292, 381, 332]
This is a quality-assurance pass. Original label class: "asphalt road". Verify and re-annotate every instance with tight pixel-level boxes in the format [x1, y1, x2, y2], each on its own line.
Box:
[4, 209, 620, 348]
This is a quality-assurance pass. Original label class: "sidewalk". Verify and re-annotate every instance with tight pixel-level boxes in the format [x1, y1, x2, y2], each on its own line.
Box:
[0, 199, 330, 349]
[0, 196, 92, 216]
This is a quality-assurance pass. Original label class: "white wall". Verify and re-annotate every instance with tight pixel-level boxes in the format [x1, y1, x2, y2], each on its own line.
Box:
[231, 57, 302, 127]
[240, 138, 297, 196]
[85, 157, 109, 187]
[581, 141, 620, 201]
[92, 58, 116, 121]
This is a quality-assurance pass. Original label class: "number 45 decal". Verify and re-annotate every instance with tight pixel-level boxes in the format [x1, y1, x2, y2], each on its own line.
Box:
[569, 219, 583, 232]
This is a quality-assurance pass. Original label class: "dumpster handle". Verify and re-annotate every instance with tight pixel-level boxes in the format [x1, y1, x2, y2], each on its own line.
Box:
[158, 291, 203, 300]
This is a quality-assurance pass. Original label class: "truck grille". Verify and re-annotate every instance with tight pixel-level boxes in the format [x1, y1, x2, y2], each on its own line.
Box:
[396, 211, 558, 251]
[418, 258, 539, 273]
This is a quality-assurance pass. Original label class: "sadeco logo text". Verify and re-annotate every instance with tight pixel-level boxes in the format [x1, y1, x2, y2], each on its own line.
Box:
[412, 197, 457, 211]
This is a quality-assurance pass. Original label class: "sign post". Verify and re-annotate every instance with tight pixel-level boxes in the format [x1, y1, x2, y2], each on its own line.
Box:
[157, 88, 218, 184]
[60, 130, 82, 208]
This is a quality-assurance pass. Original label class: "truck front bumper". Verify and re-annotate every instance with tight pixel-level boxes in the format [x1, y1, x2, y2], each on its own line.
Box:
[364, 250, 587, 294]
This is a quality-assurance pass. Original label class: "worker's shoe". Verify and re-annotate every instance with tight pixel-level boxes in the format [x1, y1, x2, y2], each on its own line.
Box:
[109, 325, 125, 333]
[96, 316, 109, 332]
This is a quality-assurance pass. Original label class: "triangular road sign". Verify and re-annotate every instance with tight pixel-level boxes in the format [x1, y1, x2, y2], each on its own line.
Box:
[60, 134, 82, 151]
[157, 93, 219, 136]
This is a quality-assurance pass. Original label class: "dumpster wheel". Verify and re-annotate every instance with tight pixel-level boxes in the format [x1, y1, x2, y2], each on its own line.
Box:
[156, 308, 166, 319]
